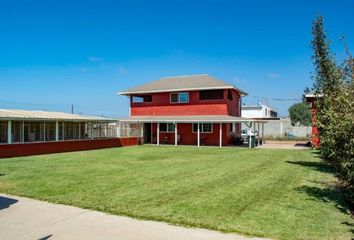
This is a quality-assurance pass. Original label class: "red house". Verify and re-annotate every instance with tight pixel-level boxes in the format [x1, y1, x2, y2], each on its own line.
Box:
[119, 74, 265, 147]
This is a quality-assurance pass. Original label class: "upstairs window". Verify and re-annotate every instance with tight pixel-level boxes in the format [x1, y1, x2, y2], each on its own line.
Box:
[132, 95, 152, 103]
[199, 90, 224, 100]
[171, 92, 189, 103]
[159, 123, 175, 132]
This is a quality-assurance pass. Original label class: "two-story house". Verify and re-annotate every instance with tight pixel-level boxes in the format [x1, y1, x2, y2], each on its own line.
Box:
[119, 74, 264, 147]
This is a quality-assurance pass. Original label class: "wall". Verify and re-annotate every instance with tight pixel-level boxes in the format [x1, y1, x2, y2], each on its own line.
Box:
[150, 123, 233, 146]
[130, 89, 240, 116]
[0, 137, 138, 158]
[241, 119, 312, 138]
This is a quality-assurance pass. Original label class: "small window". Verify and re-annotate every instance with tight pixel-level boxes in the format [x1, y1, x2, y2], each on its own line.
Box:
[199, 90, 224, 100]
[171, 92, 189, 103]
[227, 90, 233, 100]
[159, 123, 175, 132]
[192, 123, 213, 133]
[132, 95, 152, 103]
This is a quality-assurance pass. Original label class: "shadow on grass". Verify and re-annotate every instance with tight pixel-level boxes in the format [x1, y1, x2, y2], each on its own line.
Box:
[286, 160, 334, 174]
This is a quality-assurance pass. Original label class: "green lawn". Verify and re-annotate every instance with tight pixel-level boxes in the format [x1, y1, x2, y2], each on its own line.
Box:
[0, 146, 353, 239]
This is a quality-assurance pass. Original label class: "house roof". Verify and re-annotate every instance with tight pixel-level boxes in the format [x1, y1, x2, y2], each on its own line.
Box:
[0, 109, 116, 122]
[119, 115, 266, 123]
[119, 74, 248, 96]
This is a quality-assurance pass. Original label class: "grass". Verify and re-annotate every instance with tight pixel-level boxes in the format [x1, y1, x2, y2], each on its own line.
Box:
[0, 145, 353, 239]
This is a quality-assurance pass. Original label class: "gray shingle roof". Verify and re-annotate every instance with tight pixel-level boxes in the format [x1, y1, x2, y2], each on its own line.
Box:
[0, 109, 116, 122]
[119, 74, 247, 95]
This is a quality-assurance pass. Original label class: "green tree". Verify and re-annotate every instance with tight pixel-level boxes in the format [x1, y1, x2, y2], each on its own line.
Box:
[311, 15, 354, 205]
[288, 103, 311, 126]
[301, 87, 312, 102]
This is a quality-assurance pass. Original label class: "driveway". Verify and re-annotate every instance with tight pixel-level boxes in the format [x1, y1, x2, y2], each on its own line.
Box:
[0, 194, 267, 240]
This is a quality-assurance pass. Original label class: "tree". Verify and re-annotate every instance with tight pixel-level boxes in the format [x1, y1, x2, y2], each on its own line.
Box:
[301, 87, 312, 102]
[311, 15, 354, 206]
[288, 103, 311, 126]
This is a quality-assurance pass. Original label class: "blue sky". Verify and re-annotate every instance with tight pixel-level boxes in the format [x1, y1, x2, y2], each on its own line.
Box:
[0, 0, 353, 117]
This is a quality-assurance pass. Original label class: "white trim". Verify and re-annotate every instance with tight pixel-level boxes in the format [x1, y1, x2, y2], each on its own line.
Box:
[119, 86, 248, 96]
[192, 123, 213, 133]
[197, 123, 200, 147]
[55, 121, 59, 141]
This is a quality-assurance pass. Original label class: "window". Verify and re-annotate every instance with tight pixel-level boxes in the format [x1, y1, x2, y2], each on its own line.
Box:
[171, 92, 189, 103]
[159, 123, 175, 132]
[227, 90, 233, 100]
[192, 123, 213, 133]
[199, 90, 224, 100]
[0, 121, 7, 144]
[132, 95, 152, 103]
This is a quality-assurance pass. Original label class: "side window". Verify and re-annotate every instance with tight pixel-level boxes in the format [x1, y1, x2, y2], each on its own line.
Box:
[171, 92, 189, 103]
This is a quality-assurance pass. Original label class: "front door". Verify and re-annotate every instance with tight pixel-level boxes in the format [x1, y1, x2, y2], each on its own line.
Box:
[144, 123, 152, 143]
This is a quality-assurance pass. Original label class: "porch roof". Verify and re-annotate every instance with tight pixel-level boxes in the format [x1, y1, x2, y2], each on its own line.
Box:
[119, 115, 267, 123]
[0, 109, 116, 122]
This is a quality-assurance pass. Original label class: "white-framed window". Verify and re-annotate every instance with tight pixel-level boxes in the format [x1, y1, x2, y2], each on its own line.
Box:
[170, 92, 189, 103]
[159, 123, 175, 132]
[192, 123, 213, 133]
[132, 95, 152, 103]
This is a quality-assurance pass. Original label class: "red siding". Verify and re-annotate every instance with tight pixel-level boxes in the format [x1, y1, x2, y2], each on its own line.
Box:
[150, 123, 233, 146]
[130, 89, 241, 116]
[0, 138, 138, 158]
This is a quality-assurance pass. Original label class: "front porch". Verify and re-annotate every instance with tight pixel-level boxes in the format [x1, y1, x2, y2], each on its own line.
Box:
[119, 115, 266, 148]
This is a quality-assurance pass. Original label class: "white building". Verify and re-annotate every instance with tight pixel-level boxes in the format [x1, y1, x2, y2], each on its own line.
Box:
[241, 104, 278, 119]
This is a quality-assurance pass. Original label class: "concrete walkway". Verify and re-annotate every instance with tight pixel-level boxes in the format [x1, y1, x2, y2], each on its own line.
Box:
[0, 194, 267, 240]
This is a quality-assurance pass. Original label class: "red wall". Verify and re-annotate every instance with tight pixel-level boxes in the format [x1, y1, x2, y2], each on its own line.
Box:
[130, 89, 240, 116]
[0, 138, 138, 158]
[150, 123, 233, 146]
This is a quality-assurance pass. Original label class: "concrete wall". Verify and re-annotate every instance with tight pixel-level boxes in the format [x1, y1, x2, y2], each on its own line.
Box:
[0, 137, 139, 158]
[242, 119, 311, 138]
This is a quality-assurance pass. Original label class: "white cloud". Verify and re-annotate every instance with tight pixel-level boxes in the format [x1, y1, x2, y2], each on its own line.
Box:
[267, 73, 280, 78]
[88, 56, 104, 62]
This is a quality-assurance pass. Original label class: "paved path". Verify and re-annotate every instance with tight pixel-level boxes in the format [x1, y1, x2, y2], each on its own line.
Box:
[0, 194, 267, 240]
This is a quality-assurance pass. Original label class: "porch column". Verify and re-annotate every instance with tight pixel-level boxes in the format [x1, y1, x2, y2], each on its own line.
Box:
[55, 121, 59, 141]
[257, 122, 260, 147]
[79, 122, 81, 140]
[7, 120, 12, 144]
[248, 121, 252, 148]
[232, 122, 236, 134]
[197, 123, 200, 147]
[157, 123, 160, 146]
[262, 123, 265, 144]
[140, 123, 144, 138]
[63, 122, 65, 140]
[116, 122, 121, 138]
[219, 123, 222, 148]
[174, 122, 178, 146]
[91, 122, 94, 139]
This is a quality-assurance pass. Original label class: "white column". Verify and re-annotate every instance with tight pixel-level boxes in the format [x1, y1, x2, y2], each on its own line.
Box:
[232, 122, 236, 134]
[116, 122, 121, 138]
[7, 120, 12, 144]
[219, 123, 222, 148]
[249, 122, 252, 148]
[79, 122, 81, 140]
[43, 122, 46, 141]
[140, 123, 144, 138]
[197, 123, 200, 147]
[174, 123, 178, 146]
[55, 121, 59, 141]
[257, 122, 260, 147]
[262, 123, 265, 144]
[157, 123, 160, 146]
